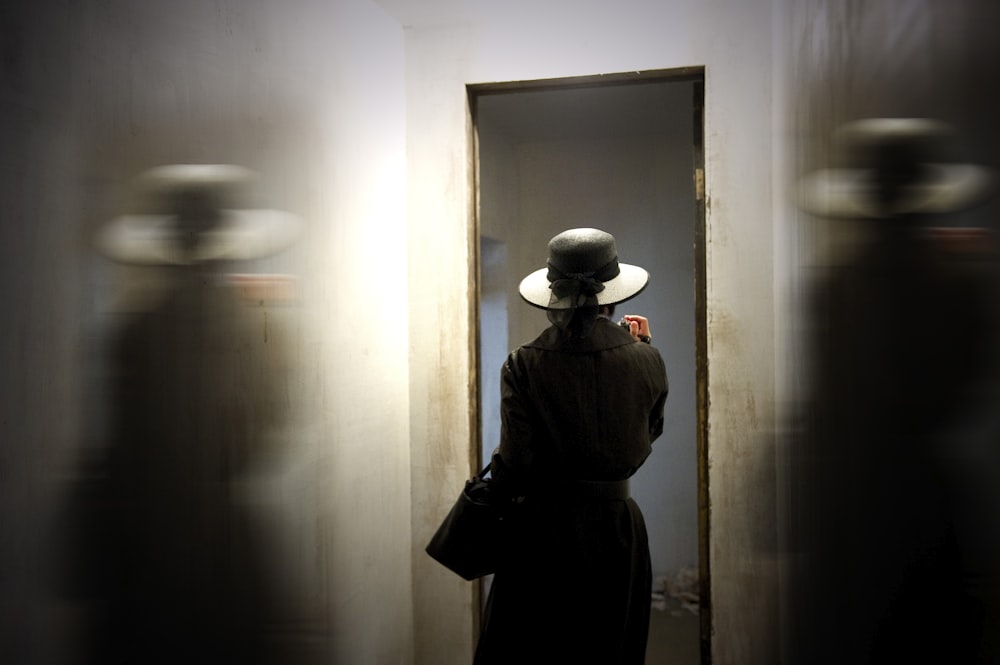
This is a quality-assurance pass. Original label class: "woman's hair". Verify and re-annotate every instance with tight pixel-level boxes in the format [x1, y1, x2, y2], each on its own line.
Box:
[549, 302, 617, 339]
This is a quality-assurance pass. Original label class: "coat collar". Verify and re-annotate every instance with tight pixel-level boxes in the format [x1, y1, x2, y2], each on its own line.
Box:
[523, 317, 636, 353]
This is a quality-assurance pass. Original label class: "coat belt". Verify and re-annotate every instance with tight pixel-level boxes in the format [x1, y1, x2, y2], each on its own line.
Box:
[535, 477, 631, 501]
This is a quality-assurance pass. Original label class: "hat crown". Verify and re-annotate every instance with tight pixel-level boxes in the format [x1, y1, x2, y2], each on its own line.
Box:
[839, 118, 954, 185]
[547, 228, 618, 276]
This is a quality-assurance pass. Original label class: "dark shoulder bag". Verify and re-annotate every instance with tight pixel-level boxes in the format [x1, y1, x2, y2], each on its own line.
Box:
[425, 462, 508, 581]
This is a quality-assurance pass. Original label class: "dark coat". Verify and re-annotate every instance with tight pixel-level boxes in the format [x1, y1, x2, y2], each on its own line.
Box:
[786, 222, 1000, 665]
[55, 274, 284, 665]
[474, 317, 669, 665]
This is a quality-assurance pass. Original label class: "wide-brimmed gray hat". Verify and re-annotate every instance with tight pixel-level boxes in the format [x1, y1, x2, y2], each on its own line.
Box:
[95, 164, 302, 265]
[519, 227, 648, 310]
[796, 118, 993, 219]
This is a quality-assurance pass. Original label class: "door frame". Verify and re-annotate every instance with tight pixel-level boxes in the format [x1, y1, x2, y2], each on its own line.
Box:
[466, 66, 711, 663]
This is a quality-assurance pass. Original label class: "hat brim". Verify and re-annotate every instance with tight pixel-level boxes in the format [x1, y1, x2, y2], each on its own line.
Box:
[95, 209, 303, 265]
[518, 262, 649, 310]
[137, 164, 256, 190]
[797, 164, 993, 219]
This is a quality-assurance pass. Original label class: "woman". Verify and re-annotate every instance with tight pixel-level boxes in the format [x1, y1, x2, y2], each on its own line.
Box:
[475, 228, 669, 665]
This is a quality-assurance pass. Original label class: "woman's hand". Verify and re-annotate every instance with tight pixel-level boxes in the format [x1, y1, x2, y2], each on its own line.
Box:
[621, 314, 652, 344]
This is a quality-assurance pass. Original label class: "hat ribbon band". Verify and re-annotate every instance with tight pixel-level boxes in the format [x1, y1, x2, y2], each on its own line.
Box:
[547, 257, 620, 303]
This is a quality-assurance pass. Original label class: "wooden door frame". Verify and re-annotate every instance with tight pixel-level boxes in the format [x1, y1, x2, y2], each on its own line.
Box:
[466, 66, 711, 663]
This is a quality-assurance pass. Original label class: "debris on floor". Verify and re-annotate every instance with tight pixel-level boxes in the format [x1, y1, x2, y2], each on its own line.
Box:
[651, 567, 699, 615]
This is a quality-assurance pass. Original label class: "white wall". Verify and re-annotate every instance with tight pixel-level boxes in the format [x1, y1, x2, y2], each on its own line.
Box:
[401, 2, 780, 663]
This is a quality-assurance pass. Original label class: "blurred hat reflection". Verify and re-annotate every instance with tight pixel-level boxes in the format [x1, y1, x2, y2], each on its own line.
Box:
[797, 118, 994, 219]
[95, 164, 302, 265]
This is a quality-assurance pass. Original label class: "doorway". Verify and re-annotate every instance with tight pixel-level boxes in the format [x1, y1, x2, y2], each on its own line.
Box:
[469, 68, 709, 664]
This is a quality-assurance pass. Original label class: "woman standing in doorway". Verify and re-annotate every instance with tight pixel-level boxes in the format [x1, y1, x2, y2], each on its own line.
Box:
[475, 227, 669, 665]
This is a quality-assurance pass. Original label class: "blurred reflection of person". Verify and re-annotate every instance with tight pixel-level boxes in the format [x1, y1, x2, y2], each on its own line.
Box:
[474, 227, 669, 665]
[789, 119, 1000, 665]
[55, 165, 301, 665]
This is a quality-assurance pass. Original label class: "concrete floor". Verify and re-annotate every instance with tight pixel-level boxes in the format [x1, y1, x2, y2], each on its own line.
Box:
[645, 600, 700, 665]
